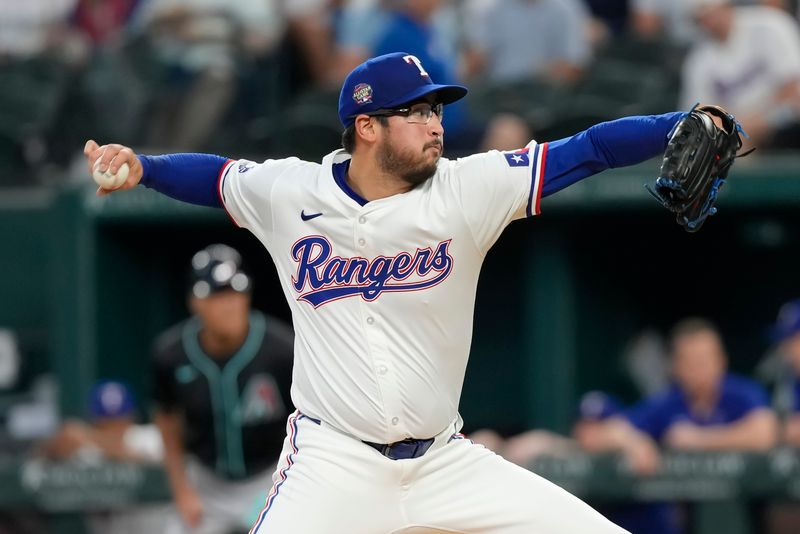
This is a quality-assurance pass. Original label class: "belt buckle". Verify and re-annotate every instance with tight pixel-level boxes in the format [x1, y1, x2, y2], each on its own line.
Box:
[384, 438, 433, 460]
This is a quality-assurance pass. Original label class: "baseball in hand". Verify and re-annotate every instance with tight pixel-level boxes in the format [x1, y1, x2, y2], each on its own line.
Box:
[93, 160, 129, 190]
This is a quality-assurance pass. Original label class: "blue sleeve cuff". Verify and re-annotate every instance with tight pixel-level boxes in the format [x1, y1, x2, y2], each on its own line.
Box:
[138, 153, 231, 208]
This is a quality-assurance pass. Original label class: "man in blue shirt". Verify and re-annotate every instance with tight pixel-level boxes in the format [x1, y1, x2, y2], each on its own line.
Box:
[593, 318, 776, 461]
[586, 318, 777, 533]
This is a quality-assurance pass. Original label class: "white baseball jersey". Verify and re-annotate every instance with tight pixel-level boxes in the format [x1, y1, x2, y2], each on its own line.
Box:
[218, 143, 546, 445]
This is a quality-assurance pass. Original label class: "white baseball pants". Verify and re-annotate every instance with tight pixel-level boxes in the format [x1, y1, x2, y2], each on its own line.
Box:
[250, 411, 630, 534]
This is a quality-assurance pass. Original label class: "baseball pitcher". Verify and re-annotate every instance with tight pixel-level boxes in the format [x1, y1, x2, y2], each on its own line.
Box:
[83, 52, 745, 533]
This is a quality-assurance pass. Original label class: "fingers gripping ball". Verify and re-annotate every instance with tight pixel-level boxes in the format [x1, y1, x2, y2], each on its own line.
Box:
[93, 160, 129, 190]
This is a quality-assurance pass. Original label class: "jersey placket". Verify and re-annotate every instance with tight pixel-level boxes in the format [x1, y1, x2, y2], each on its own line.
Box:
[354, 208, 405, 439]
[183, 314, 265, 478]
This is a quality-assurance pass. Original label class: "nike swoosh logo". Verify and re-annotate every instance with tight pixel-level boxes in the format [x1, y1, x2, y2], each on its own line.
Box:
[301, 210, 323, 221]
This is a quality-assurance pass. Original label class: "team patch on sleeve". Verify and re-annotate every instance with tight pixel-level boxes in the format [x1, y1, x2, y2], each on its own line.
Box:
[504, 148, 530, 167]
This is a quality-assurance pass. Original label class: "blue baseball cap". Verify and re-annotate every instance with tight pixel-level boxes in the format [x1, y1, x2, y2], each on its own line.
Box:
[338, 52, 468, 128]
[578, 391, 623, 421]
[88, 380, 135, 419]
[771, 299, 800, 342]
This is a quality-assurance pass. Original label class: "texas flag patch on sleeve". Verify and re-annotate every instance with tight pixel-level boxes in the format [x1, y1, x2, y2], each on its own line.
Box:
[504, 148, 530, 167]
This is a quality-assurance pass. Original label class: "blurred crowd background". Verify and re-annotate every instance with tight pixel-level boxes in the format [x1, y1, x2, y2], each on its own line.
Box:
[4, 0, 800, 533]
[3, 0, 800, 185]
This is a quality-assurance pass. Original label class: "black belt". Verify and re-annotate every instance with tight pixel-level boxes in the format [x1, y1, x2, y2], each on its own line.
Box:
[304, 415, 434, 460]
[362, 438, 435, 460]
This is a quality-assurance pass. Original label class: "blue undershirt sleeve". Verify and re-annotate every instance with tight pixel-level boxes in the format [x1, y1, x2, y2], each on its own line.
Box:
[541, 112, 685, 198]
[138, 153, 230, 208]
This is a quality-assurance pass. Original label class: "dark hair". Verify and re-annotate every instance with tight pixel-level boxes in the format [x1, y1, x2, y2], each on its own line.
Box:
[341, 116, 389, 154]
[342, 125, 356, 153]
[669, 317, 720, 351]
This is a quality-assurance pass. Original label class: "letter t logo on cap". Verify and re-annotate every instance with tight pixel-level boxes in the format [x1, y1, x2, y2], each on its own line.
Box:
[403, 55, 429, 77]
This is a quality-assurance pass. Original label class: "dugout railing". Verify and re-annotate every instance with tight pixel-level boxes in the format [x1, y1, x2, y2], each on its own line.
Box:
[1, 450, 798, 533]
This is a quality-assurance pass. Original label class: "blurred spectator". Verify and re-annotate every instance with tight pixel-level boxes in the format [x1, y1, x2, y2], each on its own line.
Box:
[372, 0, 476, 149]
[579, 318, 777, 533]
[630, 0, 787, 44]
[38, 379, 166, 534]
[330, 0, 458, 84]
[462, 0, 592, 86]
[769, 299, 800, 445]
[0, 0, 89, 183]
[584, 0, 631, 36]
[680, 0, 800, 149]
[479, 113, 534, 152]
[40, 379, 162, 463]
[587, 318, 777, 474]
[152, 244, 294, 534]
[470, 391, 621, 465]
[328, 0, 391, 84]
[573, 391, 628, 451]
[71, 0, 142, 46]
[0, 0, 84, 61]
[630, 0, 706, 44]
[764, 299, 800, 534]
[283, 0, 339, 86]
[761, 297, 800, 532]
[130, 0, 285, 151]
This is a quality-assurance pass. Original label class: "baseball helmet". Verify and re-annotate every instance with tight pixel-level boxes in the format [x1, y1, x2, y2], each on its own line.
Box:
[189, 244, 251, 299]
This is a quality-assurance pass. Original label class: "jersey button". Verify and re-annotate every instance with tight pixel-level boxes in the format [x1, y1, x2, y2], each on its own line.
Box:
[359, 216, 367, 224]
[358, 238, 366, 246]
[366, 316, 374, 325]
[391, 417, 399, 425]
[377, 365, 388, 375]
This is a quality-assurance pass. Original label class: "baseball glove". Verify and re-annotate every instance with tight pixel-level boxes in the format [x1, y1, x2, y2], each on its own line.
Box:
[646, 104, 753, 233]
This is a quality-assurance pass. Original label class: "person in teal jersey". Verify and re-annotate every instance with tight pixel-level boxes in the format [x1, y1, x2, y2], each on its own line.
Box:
[151, 244, 294, 534]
